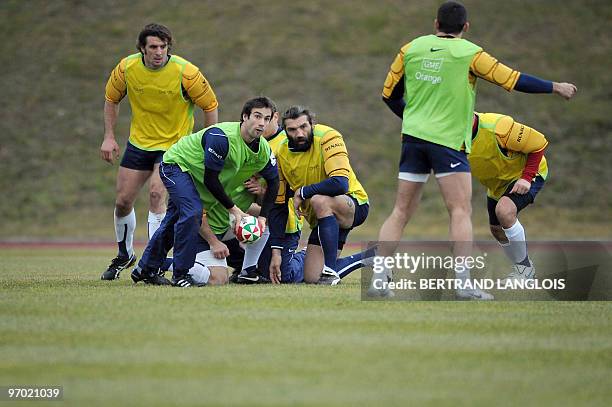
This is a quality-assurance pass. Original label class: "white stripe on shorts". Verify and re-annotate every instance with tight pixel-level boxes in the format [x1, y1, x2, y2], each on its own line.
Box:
[398, 172, 430, 183]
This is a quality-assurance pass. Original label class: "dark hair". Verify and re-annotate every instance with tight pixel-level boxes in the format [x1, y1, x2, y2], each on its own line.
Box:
[137, 23, 173, 54]
[281, 105, 315, 128]
[240, 96, 277, 123]
[437, 1, 467, 35]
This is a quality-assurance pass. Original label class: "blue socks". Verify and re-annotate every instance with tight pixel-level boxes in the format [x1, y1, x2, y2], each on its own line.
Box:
[336, 247, 376, 278]
[317, 215, 339, 270]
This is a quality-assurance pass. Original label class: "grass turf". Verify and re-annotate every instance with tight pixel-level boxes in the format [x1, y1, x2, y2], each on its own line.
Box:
[1, 247, 611, 407]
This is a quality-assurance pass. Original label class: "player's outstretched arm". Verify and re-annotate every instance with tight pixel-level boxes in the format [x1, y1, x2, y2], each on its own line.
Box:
[471, 51, 578, 101]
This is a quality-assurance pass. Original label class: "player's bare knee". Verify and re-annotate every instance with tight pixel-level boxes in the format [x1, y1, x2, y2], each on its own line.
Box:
[448, 205, 471, 220]
[208, 268, 229, 285]
[114, 198, 133, 217]
[495, 200, 517, 228]
[149, 189, 165, 207]
[310, 194, 332, 218]
[390, 206, 411, 226]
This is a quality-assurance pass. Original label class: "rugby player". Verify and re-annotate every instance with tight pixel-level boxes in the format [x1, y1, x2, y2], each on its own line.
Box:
[375, 1, 577, 300]
[269, 106, 370, 285]
[470, 112, 549, 282]
[131, 97, 279, 287]
[100, 23, 218, 280]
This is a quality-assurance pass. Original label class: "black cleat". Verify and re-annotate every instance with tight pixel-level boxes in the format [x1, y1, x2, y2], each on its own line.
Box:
[131, 267, 171, 285]
[101, 254, 137, 280]
[317, 268, 341, 285]
[229, 270, 241, 284]
[235, 268, 270, 284]
[172, 274, 205, 287]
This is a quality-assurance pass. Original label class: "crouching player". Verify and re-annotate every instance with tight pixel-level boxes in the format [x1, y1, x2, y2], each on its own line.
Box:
[159, 178, 272, 285]
[269, 106, 371, 285]
[469, 112, 549, 281]
[131, 97, 278, 286]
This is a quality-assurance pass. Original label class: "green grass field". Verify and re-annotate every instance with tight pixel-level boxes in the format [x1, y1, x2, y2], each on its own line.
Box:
[1, 247, 611, 406]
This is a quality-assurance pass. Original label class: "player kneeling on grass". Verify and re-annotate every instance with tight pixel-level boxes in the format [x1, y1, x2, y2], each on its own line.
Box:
[268, 106, 370, 285]
[469, 112, 549, 282]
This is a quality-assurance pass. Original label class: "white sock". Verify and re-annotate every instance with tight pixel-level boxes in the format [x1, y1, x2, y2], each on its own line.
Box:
[370, 256, 392, 289]
[502, 220, 528, 264]
[148, 211, 166, 240]
[115, 208, 136, 258]
[240, 228, 270, 275]
[455, 261, 471, 283]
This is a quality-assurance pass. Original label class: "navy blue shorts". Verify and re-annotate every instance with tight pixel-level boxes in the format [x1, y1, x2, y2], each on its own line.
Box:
[487, 176, 546, 226]
[120, 142, 164, 171]
[308, 197, 369, 250]
[399, 135, 469, 179]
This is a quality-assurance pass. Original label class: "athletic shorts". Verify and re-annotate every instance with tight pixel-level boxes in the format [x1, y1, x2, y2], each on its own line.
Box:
[190, 232, 230, 267]
[308, 197, 369, 250]
[487, 176, 546, 226]
[398, 135, 469, 182]
[120, 141, 165, 171]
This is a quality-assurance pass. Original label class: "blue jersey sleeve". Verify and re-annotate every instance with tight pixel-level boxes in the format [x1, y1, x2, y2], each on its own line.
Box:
[202, 128, 229, 171]
[257, 154, 279, 219]
[301, 176, 349, 199]
[514, 73, 553, 93]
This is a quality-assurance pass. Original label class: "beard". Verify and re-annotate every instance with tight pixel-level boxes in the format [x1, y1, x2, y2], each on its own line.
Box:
[288, 131, 313, 152]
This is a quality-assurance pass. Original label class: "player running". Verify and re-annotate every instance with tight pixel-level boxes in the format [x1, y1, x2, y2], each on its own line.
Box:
[470, 112, 549, 282]
[374, 1, 577, 300]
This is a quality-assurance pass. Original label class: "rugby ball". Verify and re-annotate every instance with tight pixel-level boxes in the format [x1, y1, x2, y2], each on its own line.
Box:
[236, 215, 262, 244]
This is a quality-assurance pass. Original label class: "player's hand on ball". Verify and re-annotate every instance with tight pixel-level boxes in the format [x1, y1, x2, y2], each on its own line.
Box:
[257, 216, 266, 233]
[229, 206, 247, 235]
[510, 178, 531, 195]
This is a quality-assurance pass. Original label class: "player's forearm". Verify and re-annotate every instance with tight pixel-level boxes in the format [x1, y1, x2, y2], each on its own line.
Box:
[514, 73, 577, 100]
[203, 108, 218, 128]
[103, 101, 120, 140]
[383, 96, 405, 119]
[514, 73, 553, 93]
[203, 168, 235, 209]
[199, 215, 221, 245]
[521, 147, 546, 181]
[301, 176, 349, 199]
